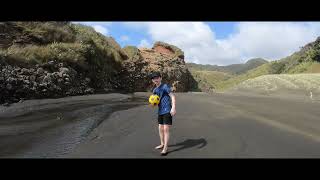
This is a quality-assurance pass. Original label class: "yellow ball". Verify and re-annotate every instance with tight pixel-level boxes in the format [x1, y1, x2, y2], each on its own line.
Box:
[149, 94, 160, 106]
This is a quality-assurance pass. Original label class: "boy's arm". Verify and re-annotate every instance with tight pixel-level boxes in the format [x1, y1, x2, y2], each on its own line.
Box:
[169, 92, 176, 116]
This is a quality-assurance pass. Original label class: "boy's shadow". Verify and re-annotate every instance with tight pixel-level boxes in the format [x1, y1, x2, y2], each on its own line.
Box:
[167, 138, 207, 154]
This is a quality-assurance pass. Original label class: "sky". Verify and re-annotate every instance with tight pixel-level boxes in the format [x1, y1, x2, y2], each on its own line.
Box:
[74, 21, 320, 66]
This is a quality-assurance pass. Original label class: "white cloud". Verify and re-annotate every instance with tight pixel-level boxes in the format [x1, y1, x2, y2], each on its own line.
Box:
[120, 35, 130, 42]
[131, 22, 237, 65]
[74, 22, 320, 65]
[73, 22, 111, 36]
[221, 22, 320, 62]
[123, 22, 320, 65]
[138, 39, 152, 48]
[92, 25, 108, 35]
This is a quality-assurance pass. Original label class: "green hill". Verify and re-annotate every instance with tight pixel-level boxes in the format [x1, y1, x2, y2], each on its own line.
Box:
[189, 70, 233, 92]
[226, 58, 268, 74]
[187, 63, 228, 72]
[188, 37, 320, 93]
[228, 51, 320, 95]
[187, 58, 269, 92]
[187, 58, 268, 75]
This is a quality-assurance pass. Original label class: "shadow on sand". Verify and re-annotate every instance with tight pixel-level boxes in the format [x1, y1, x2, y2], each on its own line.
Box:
[167, 138, 207, 154]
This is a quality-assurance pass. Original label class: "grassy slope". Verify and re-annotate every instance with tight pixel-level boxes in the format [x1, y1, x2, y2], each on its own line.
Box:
[190, 70, 233, 91]
[190, 37, 320, 92]
[0, 22, 129, 90]
[232, 73, 320, 95]
[216, 63, 271, 92]
[0, 22, 126, 66]
[228, 38, 320, 93]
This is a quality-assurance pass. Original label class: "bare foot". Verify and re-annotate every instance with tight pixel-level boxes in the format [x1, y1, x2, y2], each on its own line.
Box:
[155, 144, 164, 149]
[161, 148, 168, 156]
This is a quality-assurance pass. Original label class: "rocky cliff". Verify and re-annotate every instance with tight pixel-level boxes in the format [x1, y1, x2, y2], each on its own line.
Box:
[122, 42, 196, 92]
[0, 22, 197, 105]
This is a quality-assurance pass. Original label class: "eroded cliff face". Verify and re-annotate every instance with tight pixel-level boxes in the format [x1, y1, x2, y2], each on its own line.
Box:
[121, 41, 196, 92]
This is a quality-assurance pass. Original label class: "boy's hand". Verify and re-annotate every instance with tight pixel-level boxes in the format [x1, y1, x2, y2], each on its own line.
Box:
[168, 92, 176, 116]
[170, 108, 176, 116]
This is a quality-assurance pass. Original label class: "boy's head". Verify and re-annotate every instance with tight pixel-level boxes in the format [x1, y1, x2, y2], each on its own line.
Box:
[150, 72, 162, 86]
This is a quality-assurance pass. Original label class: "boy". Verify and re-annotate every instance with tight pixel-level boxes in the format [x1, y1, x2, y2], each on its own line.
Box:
[150, 72, 176, 156]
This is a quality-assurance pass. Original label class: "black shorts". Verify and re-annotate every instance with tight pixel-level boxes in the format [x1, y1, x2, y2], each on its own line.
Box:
[158, 113, 172, 125]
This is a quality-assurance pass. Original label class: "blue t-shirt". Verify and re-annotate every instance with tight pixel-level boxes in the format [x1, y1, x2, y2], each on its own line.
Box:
[153, 83, 172, 115]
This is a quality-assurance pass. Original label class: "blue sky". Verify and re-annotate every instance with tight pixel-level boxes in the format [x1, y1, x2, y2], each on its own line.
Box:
[108, 22, 151, 47]
[207, 22, 236, 39]
[75, 22, 320, 65]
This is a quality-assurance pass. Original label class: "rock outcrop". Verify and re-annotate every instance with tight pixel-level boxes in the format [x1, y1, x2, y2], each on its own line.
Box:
[0, 22, 198, 105]
[0, 22, 126, 104]
[121, 42, 196, 92]
[0, 60, 94, 104]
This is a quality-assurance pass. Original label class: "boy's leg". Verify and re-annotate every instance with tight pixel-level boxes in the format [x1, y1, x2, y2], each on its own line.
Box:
[162, 125, 170, 153]
[161, 113, 172, 154]
[155, 124, 164, 149]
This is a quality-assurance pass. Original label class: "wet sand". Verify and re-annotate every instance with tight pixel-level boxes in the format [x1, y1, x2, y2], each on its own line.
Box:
[0, 93, 147, 158]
